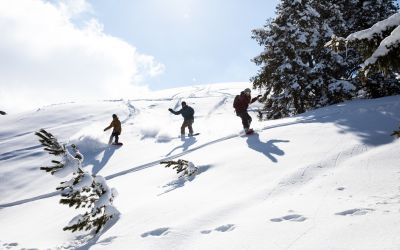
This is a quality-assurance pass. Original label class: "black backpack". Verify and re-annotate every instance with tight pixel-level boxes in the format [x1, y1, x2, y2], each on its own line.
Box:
[188, 106, 194, 116]
[233, 95, 240, 110]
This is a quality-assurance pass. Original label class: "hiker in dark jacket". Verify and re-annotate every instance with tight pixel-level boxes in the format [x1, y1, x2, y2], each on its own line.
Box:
[169, 101, 195, 136]
[104, 114, 122, 144]
[234, 88, 261, 134]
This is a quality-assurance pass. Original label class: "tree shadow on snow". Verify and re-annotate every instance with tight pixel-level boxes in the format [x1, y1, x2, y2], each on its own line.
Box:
[246, 133, 289, 163]
[158, 165, 212, 196]
[74, 214, 120, 250]
[296, 98, 400, 146]
[165, 136, 197, 156]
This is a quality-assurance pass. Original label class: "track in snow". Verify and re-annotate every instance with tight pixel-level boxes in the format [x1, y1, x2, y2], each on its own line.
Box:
[0, 113, 339, 208]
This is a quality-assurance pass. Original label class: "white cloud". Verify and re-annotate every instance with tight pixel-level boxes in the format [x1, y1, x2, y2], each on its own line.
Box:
[56, 0, 93, 18]
[0, 0, 165, 112]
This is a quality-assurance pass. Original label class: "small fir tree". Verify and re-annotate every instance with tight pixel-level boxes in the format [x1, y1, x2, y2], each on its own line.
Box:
[35, 129, 119, 234]
[161, 159, 198, 178]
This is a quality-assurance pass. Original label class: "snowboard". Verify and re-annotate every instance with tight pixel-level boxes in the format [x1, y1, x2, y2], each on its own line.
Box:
[245, 129, 254, 135]
[178, 133, 200, 138]
[111, 142, 123, 146]
[240, 129, 254, 137]
[177, 133, 200, 139]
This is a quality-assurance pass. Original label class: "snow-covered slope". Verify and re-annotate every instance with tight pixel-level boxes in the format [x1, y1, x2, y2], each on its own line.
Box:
[1, 82, 400, 250]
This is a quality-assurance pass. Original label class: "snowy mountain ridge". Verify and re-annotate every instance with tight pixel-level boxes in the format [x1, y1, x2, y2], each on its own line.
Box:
[1, 82, 400, 250]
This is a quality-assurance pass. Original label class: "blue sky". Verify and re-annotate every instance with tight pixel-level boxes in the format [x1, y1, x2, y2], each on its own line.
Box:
[0, 0, 397, 112]
[86, 0, 279, 90]
[0, 0, 278, 111]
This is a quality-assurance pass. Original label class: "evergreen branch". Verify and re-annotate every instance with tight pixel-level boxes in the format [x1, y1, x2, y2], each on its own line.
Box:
[391, 128, 400, 138]
[63, 213, 91, 233]
[35, 129, 65, 156]
[161, 159, 198, 177]
[40, 165, 64, 174]
[92, 212, 113, 234]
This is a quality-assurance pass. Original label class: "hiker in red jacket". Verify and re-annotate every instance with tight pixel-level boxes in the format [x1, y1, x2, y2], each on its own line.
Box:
[233, 88, 261, 134]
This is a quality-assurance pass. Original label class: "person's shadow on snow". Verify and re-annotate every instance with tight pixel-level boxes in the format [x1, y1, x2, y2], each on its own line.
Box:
[85, 146, 117, 175]
[246, 133, 289, 163]
[165, 136, 197, 156]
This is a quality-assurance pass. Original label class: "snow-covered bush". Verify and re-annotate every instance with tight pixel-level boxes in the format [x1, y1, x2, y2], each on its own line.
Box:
[161, 159, 198, 178]
[35, 129, 119, 234]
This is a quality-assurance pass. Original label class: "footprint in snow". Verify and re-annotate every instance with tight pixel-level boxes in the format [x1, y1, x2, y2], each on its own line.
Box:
[2, 242, 19, 249]
[270, 214, 307, 222]
[335, 208, 374, 216]
[141, 227, 170, 237]
[215, 224, 235, 232]
[201, 224, 235, 234]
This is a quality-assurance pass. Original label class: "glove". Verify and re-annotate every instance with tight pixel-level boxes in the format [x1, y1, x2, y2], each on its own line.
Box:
[168, 108, 173, 112]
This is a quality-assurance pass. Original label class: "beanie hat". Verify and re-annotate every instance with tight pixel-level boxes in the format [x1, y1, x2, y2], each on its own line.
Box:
[244, 88, 251, 93]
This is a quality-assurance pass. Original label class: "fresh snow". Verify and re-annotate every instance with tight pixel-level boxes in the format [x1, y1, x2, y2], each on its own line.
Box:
[0, 82, 400, 249]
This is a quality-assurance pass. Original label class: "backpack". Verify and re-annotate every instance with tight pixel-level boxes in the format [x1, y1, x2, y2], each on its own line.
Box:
[188, 106, 194, 116]
[233, 95, 240, 110]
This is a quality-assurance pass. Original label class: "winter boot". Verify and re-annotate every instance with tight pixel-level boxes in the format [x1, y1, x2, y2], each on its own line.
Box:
[245, 128, 254, 135]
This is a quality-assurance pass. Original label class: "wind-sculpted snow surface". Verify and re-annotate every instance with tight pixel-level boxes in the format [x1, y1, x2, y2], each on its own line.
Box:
[0, 83, 400, 250]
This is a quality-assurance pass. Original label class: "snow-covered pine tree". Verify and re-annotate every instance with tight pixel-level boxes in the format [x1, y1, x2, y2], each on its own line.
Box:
[161, 159, 198, 177]
[36, 129, 119, 234]
[335, 0, 399, 98]
[61, 175, 119, 234]
[251, 0, 352, 119]
[309, 0, 355, 105]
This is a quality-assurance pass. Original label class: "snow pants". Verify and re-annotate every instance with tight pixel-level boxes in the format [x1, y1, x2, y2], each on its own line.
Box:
[109, 131, 120, 144]
[237, 111, 252, 129]
[181, 119, 194, 135]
